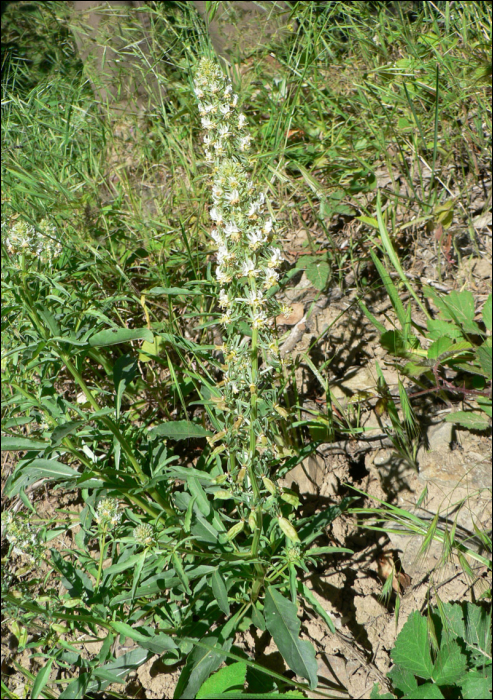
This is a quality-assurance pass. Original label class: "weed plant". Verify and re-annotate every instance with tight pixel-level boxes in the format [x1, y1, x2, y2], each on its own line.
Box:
[1, 2, 492, 698]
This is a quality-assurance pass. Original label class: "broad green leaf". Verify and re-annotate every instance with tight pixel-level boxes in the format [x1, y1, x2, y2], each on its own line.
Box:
[427, 336, 454, 359]
[149, 421, 212, 440]
[196, 662, 246, 699]
[460, 668, 492, 699]
[431, 641, 467, 685]
[391, 611, 433, 679]
[477, 341, 492, 379]
[444, 412, 490, 430]
[426, 318, 462, 340]
[305, 260, 330, 290]
[401, 682, 444, 698]
[264, 586, 318, 689]
[89, 328, 153, 347]
[1, 436, 48, 451]
[387, 665, 418, 695]
[211, 570, 230, 616]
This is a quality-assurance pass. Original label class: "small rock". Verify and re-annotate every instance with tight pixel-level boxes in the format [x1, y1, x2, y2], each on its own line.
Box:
[473, 257, 492, 279]
[282, 454, 325, 495]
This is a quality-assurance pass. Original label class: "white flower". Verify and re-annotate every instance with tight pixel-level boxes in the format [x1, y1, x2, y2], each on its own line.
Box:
[210, 82, 220, 93]
[252, 311, 267, 328]
[202, 116, 214, 130]
[264, 268, 279, 288]
[268, 248, 283, 268]
[239, 135, 251, 151]
[219, 104, 230, 116]
[204, 149, 214, 162]
[204, 133, 212, 146]
[210, 228, 224, 245]
[203, 103, 215, 113]
[238, 113, 247, 128]
[247, 230, 265, 250]
[214, 140, 225, 155]
[262, 218, 273, 235]
[224, 220, 239, 238]
[217, 245, 235, 265]
[232, 94, 238, 107]
[224, 84, 232, 96]
[241, 258, 258, 278]
[212, 185, 223, 200]
[247, 202, 258, 217]
[194, 87, 204, 99]
[225, 189, 240, 205]
[216, 267, 232, 285]
[257, 192, 265, 205]
[218, 124, 230, 138]
[221, 312, 232, 325]
[210, 207, 223, 224]
[219, 290, 231, 308]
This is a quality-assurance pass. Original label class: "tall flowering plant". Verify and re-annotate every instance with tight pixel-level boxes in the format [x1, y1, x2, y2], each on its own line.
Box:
[193, 57, 301, 564]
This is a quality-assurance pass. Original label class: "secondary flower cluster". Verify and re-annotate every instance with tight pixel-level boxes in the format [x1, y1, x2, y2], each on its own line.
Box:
[2, 217, 62, 267]
[194, 57, 299, 540]
[2, 511, 42, 562]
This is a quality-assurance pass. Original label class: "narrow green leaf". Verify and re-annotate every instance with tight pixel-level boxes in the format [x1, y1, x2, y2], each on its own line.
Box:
[146, 287, 202, 295]
[482, 294, 492, 331]
[149, 421, 212, 440]
[110, 622, 177, 654]
[211, 570, 230, 616]
[264, 586, 318, 689]
[32, 657, 53, 699]
[1, 436, 48, 451]
[89, 328, 153, 347]
[174, 623, 235, 699]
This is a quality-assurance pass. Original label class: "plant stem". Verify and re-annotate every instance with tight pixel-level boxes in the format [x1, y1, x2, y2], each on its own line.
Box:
[95, 530, 107, 590]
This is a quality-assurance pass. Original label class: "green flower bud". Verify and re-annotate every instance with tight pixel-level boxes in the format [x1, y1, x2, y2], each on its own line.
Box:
[278, 516, 300, 543]
[248, 509, 257, 531]
[214, 490, 233, 500]
[280, 489, 300, 508]
[226, 520, 245, 541]
[262, 476, 277, 495]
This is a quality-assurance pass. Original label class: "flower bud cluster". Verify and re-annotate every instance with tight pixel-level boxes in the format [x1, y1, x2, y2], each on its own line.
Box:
[194, 58, 299, 542]
[95, 498, 123, 528]
[2, 218, 62, 267]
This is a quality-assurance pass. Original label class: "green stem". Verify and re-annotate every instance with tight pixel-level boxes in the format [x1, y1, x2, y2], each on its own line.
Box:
[248, 317, 265, 598]
[95, 530, 107, 589]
